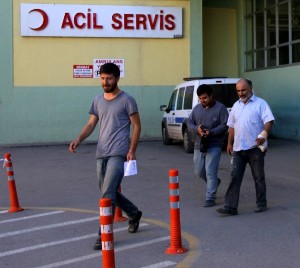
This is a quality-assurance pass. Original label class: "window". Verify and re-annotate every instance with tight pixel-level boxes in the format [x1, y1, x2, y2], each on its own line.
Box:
[183, 86, 194, 109]
[211, 85, 226, 105]
[168, 89, 178, 111]
[176, 87, 185, 110]
[245, 0, 300, 70]
[211, 84, 239, 107]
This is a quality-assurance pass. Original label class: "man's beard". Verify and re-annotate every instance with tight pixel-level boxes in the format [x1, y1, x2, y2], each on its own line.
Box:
[103, 83, 117, 93]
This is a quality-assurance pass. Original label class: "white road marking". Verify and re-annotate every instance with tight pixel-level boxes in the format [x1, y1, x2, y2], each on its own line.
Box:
[140, 261, 177, 268]
[0, 216, 99, 238]
[0, 234, 95, 258]
[0, 223, 149, 257]
[0, 211, 64, 224]
[36, 236, 170, 268]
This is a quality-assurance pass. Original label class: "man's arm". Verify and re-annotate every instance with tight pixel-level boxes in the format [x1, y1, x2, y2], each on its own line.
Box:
[227, 127, 234, 155]
[127, 112, 141, 161]
[69, 114, 98, 153]
[256, 120, 274, 145]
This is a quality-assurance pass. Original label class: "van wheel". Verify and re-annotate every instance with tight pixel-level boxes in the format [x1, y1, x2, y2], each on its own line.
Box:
[183, 128, 194, 153]
[162, 126, 172, 145]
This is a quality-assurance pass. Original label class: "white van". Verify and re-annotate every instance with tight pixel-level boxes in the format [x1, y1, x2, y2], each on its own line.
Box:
[160, 77, 240, 153]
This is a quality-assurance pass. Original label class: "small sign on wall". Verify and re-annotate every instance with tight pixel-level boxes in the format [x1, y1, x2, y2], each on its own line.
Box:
[93, 59, 125, 78]
[73, 65, 93, 78]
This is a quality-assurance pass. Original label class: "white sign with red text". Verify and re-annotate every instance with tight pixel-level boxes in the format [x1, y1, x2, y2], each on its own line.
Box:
[20, 4, 182, 38]
[93, 59, 125, 78]
[73, 65, 93, 78]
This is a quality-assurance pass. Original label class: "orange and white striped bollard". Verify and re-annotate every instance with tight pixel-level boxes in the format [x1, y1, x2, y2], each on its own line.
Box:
[100, 198, 115, 268]
[165, 169, 187, 254]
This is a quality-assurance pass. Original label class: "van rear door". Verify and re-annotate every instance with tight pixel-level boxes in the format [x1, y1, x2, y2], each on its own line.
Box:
[198, 78, 239, 111]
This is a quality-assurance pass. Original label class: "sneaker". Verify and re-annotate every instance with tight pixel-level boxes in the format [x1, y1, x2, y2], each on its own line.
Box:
[204, 200, 215, 207]
[93, 236, 102, 250]
[128, 210, 142, 233]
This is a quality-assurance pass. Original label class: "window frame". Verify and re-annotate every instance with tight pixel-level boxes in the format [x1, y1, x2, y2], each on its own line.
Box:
[245, 0, 300, 71]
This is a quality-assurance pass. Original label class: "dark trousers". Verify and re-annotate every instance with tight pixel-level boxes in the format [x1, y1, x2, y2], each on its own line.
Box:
[224, 148, 267, 209]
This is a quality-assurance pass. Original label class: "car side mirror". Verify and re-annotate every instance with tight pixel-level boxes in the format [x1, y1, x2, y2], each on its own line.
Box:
[160, 105, 171, 113]
[160, 105, 167, 111]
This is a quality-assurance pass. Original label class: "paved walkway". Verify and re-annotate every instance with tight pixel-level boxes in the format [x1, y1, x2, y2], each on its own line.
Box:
[0, 138, 299, 267]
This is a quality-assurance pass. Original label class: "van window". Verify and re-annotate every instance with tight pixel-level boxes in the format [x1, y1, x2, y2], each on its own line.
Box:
[168, 89, 178, 111]
[225, 84, 239, 106]
[177, 87, 185, 110]
[183, 86, 194, 109]
[211, 83, 239, 107]
[211, 85, 226, 105]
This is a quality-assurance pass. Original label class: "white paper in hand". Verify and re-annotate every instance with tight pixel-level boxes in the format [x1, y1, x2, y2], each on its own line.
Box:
[124, 160, 137, 176]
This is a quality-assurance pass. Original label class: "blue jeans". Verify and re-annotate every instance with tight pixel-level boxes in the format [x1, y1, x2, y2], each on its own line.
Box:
[193, 147, 222, 201]
[96, 156, 138, 220]
[224, 148, 266, 209]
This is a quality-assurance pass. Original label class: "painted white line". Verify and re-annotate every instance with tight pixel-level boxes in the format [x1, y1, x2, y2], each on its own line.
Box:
[0, 234, 95, 258]
[140, 261, 177, 268]
[36, 236, 170, 268]
[0, 210, 8, 214]
[0, 224, 148, 257]
[0, 216, 99, 238]
[0, 211, 64, 224]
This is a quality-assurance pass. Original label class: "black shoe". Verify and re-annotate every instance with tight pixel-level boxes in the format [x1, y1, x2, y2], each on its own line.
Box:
[128, 211, 142, 233]
[255, 206, 267, 213]
[204, 200, 215, 207]
[93, 236, 102, 250]
[216, 206, 238, 215]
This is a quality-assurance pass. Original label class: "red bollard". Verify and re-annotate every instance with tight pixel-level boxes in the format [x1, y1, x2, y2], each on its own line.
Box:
[100, 198, 115, 268]
[114, 186, 127, 222]
[165, 169, 187, 254]
[4, 153, 23, 213]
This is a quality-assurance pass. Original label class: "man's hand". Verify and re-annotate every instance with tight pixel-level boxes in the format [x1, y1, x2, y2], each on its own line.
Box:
[126, 150, 136, 162]
[256, 136, 266, 146]
[227, 143, 233, 155]
[69, 139, 80, 153]
[197, 125, 209, 137]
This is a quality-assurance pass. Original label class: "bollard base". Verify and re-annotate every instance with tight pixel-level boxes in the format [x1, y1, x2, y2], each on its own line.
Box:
[165, 246, 187, 255]
[114, 215, 127, 222]
[8, 207, 24, 213]
[114, 207, 127, 222]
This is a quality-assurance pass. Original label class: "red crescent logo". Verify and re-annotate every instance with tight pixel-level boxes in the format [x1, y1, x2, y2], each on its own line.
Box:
[29, 9, 49, 31]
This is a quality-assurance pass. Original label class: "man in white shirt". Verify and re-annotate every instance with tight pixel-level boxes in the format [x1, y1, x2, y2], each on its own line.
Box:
[216, 78, 275, 215]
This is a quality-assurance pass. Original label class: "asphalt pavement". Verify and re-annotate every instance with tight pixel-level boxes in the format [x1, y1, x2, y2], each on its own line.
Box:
[0, 138, 299, 267]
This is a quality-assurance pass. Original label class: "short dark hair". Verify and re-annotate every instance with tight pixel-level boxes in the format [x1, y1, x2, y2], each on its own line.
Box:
[197, 84, 213, 96]
[99, 63, 120, 78]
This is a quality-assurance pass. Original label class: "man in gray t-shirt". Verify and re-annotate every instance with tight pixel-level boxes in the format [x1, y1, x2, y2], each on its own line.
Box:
[69, 63, 142, 250]
[89, 90, 138, 159]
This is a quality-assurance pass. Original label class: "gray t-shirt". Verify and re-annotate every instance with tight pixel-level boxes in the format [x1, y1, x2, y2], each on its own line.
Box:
[89, 91, 138, 158]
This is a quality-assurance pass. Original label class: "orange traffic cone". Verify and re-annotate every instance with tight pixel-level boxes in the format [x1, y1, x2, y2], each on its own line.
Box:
[114, 186, 127, 222]
[4, 153, 24, 213]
